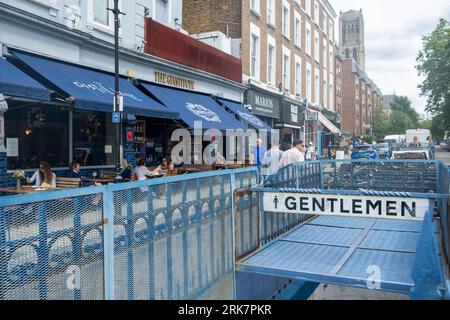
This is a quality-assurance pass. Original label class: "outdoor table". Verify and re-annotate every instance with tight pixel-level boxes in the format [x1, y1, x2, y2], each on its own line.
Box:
[146, 174, 164, 179]
[0, 186, 63, 195]
[83, 178, 115, 185]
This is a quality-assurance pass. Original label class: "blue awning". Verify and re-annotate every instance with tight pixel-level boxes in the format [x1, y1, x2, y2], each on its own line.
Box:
[141, 83, 244, 130]
[217, 98, 272, 131]
[12, 51, 179, 119]
[0, 57, 51, 100]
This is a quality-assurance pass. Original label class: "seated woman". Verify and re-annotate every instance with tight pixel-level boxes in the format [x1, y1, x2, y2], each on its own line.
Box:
[27, 161, 56, 188]
[151, 158, 170, 176]
[134, 159, 153, 181]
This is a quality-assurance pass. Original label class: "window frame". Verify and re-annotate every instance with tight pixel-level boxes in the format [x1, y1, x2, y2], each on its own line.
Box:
[295, 55, 302, 97]
[282, 46, 291, 92]
[250, 0, 261, 16]
[294, 11, 302, 48]
[267, 0, 275, 26]
[282, 1, 291, 39]
[250, 23, 261, 81]
[87, 0, 119, 34]
[267, 35, 276, 85]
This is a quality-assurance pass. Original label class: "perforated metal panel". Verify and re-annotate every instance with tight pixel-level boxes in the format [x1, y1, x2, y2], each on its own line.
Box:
[0, 193, 104, 300]
[237, 215, 427, 293]
[112, 174, 235, 300]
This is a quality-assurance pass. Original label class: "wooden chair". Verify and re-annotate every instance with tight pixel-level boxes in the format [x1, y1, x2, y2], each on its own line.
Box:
[56, 177, 82, 189]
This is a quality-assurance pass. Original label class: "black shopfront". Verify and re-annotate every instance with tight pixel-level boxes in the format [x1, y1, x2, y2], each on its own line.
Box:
[275, 97, 305, 150]
[245, 87, 281, 131]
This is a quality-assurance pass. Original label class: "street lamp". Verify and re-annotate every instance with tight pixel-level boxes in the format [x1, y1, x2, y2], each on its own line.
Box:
[108, 0, 125, 177]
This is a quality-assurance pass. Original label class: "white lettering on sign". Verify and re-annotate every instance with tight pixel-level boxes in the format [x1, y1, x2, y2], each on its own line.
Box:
[263, 193, 429, 221]
[255, 95, 274, 109]
[73, 81, 143, 102]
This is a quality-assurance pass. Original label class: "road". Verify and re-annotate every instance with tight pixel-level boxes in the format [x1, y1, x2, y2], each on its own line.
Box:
[436, 146, 450, 165]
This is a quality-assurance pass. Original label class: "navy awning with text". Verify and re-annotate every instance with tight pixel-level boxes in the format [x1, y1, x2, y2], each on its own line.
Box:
[12, 51, 179, 119]
[217, 98, 272, 131]
[141, 83, 244, 130]
[0, 57, 51, 100]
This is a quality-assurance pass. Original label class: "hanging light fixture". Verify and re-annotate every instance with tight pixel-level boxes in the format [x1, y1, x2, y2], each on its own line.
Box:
[24, 128, 33, 136]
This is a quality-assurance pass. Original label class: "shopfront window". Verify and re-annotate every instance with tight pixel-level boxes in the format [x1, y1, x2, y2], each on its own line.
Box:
[73, 111, 116, 166]
[5, 104, 69, 170]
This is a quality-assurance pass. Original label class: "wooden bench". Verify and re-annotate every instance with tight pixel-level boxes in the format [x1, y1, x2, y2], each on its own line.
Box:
[56, 177, 81, 189]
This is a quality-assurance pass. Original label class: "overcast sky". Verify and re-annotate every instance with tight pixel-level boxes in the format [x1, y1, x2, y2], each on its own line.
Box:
[329, 0, 450, 115]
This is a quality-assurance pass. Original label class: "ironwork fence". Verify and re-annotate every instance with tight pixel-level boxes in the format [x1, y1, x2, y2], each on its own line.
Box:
[1, 160, 448, 300]
[0, 167, 258, 300]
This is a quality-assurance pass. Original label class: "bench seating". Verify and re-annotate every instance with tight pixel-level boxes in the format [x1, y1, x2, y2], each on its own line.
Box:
[56, 177, 81, 189]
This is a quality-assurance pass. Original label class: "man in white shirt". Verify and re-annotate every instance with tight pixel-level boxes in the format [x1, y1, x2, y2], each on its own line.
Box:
[134, 159, 153, 181]
[262, 142, 284, 175]
[280, 139, 305, 167]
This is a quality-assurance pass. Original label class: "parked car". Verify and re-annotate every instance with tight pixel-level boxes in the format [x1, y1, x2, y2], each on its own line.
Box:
[373, 142, 391, 159]
[351, 145, 378, 160]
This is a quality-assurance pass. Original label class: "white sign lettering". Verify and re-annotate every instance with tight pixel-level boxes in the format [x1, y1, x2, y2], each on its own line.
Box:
[263, 193, 429, 221]
[73, 81, 143, 102]
[186, 102, 221, 123]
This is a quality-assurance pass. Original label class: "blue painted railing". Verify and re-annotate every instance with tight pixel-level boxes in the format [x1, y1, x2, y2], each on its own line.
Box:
[0, 167, 259, 300]
[1, 160, 448, 300]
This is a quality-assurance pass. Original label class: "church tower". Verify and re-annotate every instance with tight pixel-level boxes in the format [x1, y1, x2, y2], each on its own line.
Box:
[339, 9, 366, 71]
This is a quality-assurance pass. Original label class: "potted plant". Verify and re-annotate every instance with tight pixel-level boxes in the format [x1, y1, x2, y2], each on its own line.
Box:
[12, 170, 26, 190]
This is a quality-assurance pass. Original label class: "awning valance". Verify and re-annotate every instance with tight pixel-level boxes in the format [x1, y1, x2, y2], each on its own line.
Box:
[12, 51, 179, 119]
[217, 98, 272, 131]
[141, 83, 244, 130]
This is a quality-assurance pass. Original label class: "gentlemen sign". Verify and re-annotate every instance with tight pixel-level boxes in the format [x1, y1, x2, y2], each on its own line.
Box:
[154, 71, 195, 90]
[263, 193, 429, 221]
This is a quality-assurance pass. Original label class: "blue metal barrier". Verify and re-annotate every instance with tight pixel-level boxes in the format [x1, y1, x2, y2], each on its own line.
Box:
[0, 167, 258, 300]
[1, 160, 448, 300]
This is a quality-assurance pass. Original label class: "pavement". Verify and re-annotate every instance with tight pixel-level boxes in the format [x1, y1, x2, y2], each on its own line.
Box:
[436, 146, 450, 165]
[309, 284, 409, 300]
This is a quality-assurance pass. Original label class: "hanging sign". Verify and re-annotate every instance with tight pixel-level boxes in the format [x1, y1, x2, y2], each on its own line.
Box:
[263, 192, 429, 221]
[112, 112, 121, 124]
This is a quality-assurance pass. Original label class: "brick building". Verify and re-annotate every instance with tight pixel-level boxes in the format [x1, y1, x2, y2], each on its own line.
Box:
[183, 0, 342, 154]
[339, 9, 383, 137]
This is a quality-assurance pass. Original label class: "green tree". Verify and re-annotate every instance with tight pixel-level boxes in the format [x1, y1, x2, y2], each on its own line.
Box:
[416, 19, 450, 135]
[372, 106, 389, 140]
[386, 95, 420, 134]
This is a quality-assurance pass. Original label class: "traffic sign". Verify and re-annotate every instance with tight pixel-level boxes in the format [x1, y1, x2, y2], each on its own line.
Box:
[112, 112, 121, 124]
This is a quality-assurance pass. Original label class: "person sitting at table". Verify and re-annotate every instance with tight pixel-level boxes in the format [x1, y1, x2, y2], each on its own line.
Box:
[134, 159, 153, 181]
[151, 158, 170, 176]
[67, 161, 83, 179]
[27, 161, 56, 188]
[120, 160, 133, 182]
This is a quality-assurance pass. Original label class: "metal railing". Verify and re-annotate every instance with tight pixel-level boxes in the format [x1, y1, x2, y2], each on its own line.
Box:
[1, 160, 448, 300]
[0, 167, 258, 300]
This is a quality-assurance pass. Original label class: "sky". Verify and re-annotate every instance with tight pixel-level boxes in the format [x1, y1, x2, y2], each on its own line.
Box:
[329, 0, 450, 115]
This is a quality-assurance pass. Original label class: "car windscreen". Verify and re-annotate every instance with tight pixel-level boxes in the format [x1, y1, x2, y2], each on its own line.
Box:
[375, 143, 389, 149]
[354, 146, 372, 151]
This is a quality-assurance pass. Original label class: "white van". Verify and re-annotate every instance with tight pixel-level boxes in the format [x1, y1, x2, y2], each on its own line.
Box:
[406, 129, 431, 145]
[384, 135, 405, 144]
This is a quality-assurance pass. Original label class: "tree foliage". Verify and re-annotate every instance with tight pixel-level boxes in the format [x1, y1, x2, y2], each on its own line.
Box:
[416, 19, 450, 136]
[372, 106, 389, 140]
[388, 96, 420, 133]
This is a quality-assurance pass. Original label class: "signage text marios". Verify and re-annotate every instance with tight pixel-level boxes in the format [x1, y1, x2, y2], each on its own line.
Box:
[263, 192, 429, 221]
[247, 90, 280, 118]
[154, 71, 195, 90]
